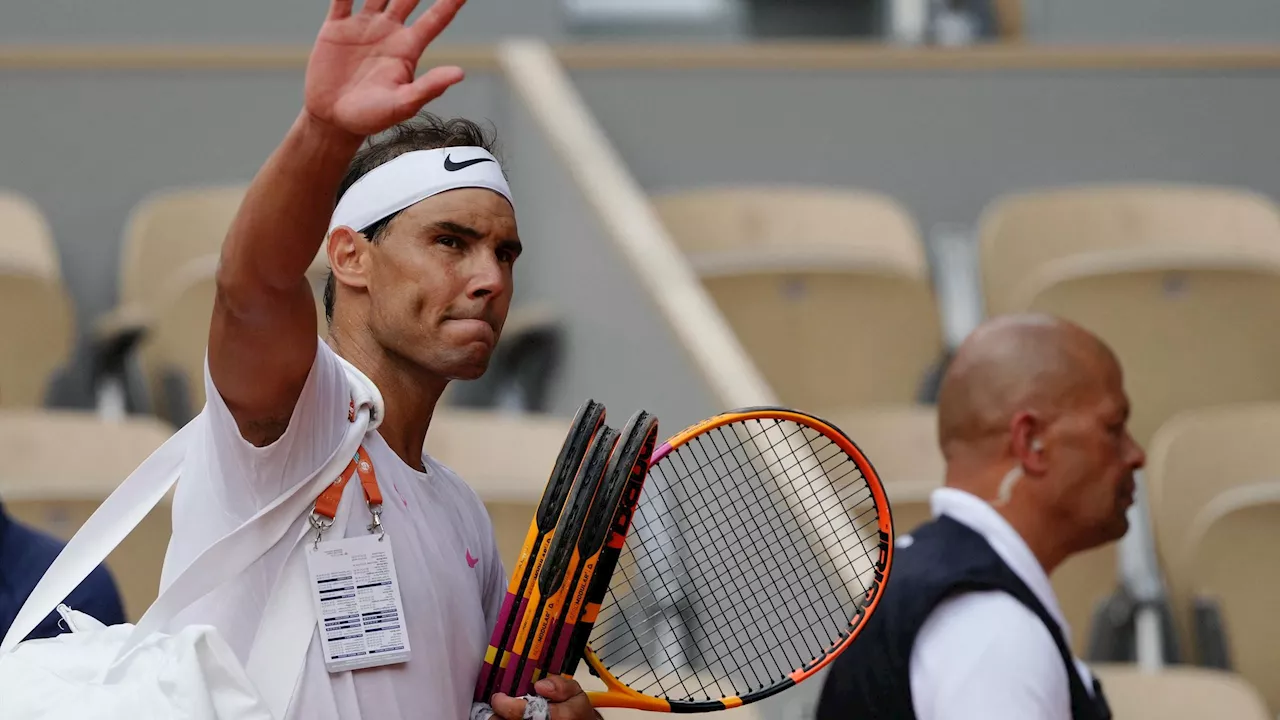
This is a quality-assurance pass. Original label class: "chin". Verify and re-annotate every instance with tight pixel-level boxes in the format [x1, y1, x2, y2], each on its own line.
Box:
[440, 354, 492, 381]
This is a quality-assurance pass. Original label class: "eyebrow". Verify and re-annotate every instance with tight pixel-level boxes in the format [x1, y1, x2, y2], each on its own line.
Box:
[428, 220, 523, 258]
[429, 220, 484, 240]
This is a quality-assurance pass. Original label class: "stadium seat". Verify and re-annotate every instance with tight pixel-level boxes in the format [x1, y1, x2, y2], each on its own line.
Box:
[980, 185, 1280, 446]
[96, 185, 328, 423]
[1146, 402, 1280, 660]
[978, 184, 1280, 316]
[1184, 483, 1280, 713]
[0, 409, 173, 621]
[652, 187, 944, 414]
[1090, 663, 1271, 719]
[0, 191, 75, 408]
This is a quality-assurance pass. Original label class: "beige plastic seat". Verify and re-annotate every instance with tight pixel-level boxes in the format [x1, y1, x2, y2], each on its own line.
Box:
[104, 186, 329, 420]
[653, 187, 944, 414]
[0, 192, 75, 408]
[0, 409, 173, 621]
[980, 185, 1280, 447]
[1090, 663, 1272, 719]
[423, 408, 569, 569]
[979, 184, 1280, 316]
[1184, 484, 1280, 713]
[1146, 402, 1280, 656]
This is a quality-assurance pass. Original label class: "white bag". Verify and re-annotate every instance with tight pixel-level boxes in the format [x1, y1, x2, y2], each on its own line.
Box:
[0, 357, 384, 720]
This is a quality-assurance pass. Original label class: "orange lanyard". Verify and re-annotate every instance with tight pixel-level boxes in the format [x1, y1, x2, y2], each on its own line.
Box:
[311, 446, 384, 544]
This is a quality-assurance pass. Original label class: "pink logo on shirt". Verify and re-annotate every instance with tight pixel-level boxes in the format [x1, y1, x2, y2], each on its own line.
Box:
[466, 550, 479, 569]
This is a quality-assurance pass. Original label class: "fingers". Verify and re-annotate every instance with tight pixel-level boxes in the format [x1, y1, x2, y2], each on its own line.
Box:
[385, 0, 421, 22]
[488, 693, 528, 720]
[407, 0, 467, 55]
[361, 0, 390, 13]
[532, 676, 585, 703]
[394, 65, 464, 116]
[327, 0, 354, 20]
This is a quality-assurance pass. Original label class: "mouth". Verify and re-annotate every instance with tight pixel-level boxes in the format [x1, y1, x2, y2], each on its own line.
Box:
[445, 317, 496, 344]
[1119, 480, 1136, 507]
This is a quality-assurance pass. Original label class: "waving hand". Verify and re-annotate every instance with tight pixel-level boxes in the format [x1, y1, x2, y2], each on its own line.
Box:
[306, 0, 468, 138]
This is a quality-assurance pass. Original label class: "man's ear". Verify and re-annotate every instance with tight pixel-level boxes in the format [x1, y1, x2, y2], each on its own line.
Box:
[327, 226, 372, 293]
[1009, 410, 1050, 476]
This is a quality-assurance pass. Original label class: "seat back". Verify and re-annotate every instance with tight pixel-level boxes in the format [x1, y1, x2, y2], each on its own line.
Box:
[654, 187, 943, 412]
[1185, 484, 1280, 714]
[979, 184, 1280, 316]
[1146, 402, 1280, 655]
[119, 186, 248, 311]
[0, 192, 74, 408]
[1090, 663, 1272, 719]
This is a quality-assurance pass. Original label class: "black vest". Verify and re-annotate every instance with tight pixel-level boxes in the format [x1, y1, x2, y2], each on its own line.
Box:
[816, 515, 1111, 720]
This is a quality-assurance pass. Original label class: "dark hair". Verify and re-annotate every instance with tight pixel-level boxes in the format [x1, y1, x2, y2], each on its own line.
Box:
[323, 113, 503, 323]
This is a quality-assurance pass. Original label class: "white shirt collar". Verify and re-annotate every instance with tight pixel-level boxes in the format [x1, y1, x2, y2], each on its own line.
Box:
[929, 486, 1072, 640]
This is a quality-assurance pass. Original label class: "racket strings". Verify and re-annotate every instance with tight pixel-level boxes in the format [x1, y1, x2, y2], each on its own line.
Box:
[590, 418, 885, 702]
[594, 446, 875, 658]
[601, 425, 868, 699]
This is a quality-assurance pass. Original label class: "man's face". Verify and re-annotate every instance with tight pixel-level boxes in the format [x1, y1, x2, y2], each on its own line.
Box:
[1038, 353, 1147, 549]
[364, 187, 521, 380]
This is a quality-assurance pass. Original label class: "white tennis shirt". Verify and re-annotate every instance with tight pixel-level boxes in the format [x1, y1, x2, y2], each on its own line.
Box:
[160, 339, 506, 720]
[907, 487, 1097, 720]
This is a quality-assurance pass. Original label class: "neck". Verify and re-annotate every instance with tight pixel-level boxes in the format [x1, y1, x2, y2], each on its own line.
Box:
[327, 327, 448, 472]
[992, 505, 1073, 575]
[946, 462, 1074, 576]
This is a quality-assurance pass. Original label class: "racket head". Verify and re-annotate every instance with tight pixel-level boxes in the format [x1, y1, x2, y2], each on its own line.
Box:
[502, 424, 621, 697]
[474, 398, 605, 702]
[583, 407, 893, 712]
[538, 399, 609, 529]
[549, 410, 659, 677]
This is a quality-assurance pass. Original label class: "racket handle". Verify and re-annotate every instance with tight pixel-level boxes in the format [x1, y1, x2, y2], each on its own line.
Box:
[474, 589, 522, 701]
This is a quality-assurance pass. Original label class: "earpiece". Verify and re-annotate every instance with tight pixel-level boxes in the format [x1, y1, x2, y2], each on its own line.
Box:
[1031, 438, 1044, 452]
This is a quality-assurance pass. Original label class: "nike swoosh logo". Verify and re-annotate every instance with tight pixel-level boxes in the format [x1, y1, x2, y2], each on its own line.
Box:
[466, 550, 479, 568]
[443, 155, 495, 172]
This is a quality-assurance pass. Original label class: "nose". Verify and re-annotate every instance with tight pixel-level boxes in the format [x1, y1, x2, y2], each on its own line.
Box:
[465, 250, 508, 301]
[1126, 430, 1147, 469]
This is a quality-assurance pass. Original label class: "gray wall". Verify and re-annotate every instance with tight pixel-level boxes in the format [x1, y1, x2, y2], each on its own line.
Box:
[0, 0, 565, 43]
[5, 0, 1280, 44]
[1027, 0, 1280, 43]
[573, 67, 1280, 236]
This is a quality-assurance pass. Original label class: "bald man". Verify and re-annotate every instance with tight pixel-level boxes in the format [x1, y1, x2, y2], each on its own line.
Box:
[816, 314, 1144, 720]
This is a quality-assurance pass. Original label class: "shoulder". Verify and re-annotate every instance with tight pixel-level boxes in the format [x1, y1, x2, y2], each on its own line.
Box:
[910, 590, 1070, 719]
[2, 519, 64, 578]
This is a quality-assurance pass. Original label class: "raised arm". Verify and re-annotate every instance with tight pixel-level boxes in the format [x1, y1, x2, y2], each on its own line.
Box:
[210, 0, 467, 445]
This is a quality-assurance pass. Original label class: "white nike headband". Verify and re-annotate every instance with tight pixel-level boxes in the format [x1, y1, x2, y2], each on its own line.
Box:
[327, 146, 514, 235]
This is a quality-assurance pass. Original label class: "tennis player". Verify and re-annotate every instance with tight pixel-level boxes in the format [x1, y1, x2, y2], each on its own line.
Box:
[817, 314, 1143, 720]
[157, 1, 598, 719]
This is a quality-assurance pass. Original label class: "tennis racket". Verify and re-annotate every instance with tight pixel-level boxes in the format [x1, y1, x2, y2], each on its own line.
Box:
[579, 407, 893, 712]
[474, 399, 606, 702]
[501, 424, 621, 697]
[540, 410, 660, 680]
